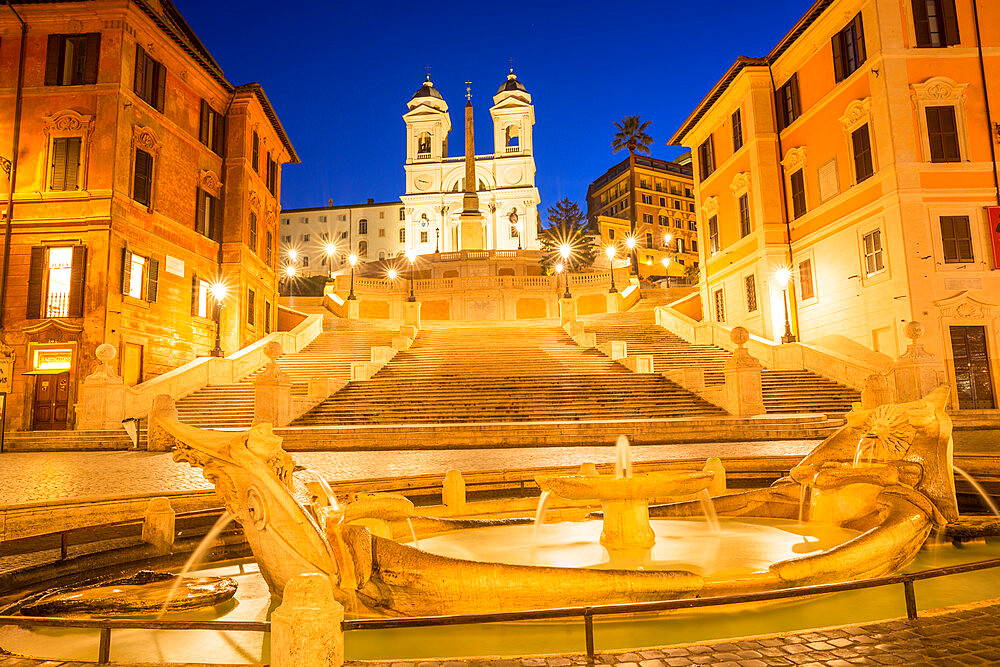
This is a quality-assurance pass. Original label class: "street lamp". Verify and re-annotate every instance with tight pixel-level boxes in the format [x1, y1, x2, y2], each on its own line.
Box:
[284, 265, 296, 278]
[347, 253, 358, 301]
[775, 266, 796, 344]
[625, 235, 637, 279]
[515, 221, 523, 250]
[435, 227, 440, 253]
[559, 243, 572, 299]
[288, 249, 297, 262]
[405, 248, 417, 302]
[324, 243, 337, 279]
[605, 245, 618, 293]
[387, 268, 398, 281]
[209, 281, 228, 358]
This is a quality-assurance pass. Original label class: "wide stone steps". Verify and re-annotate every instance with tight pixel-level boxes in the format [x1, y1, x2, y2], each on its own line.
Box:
[3, 429, 137, 452]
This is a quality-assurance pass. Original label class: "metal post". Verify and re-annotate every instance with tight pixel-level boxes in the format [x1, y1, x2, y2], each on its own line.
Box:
[407, 261, 416, 302]
[347, 265, 356, 300]
[98, 626, 112, 663]
[608, 260, 617, 294]
[210, 301, 224, 357]
[584, 608, 595, 664]
[563, 266, 572, 299]
[0, 393, 6, 454]
[435, 227, 440, 253]
[903, 579, 919, 620]
[781, 288, 796, 343]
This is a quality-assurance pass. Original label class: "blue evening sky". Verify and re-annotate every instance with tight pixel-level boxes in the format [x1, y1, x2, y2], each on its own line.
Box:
[173, 0, 811, 216]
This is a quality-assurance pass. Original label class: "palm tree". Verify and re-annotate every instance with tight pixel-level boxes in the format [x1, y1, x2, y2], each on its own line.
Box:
[612, 116, 653, 276]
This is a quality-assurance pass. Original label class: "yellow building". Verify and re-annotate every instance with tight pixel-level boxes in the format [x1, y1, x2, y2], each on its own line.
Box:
[586, 155, 698, 278]
[671, 0, 1000, 411]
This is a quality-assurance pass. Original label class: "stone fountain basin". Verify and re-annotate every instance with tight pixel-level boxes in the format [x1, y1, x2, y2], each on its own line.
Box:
[538, 471, 714, 501]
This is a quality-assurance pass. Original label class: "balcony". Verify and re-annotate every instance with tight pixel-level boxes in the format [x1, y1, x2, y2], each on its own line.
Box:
[504, 146, 520, 154]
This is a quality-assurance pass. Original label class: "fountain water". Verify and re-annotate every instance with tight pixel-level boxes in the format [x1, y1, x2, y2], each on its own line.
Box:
[533, 490, 554, 544]
[954, 465, 1000, 517]
[697, 489, 721, 534]
[158, 512, 233, 617]
[406, 518, 420, 549]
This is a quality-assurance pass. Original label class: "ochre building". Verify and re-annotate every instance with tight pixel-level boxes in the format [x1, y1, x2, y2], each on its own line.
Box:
[0, 0, 298, 431]
[587, 155, 698, 278]
[671, 0, 1000, 411]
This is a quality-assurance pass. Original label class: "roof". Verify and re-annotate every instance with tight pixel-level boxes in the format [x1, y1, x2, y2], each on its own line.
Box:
[497, 71, 527, 94]
[236, 83, 299, 163]
[281, 201, 403, 214]
[587, 155, 693, 197]
[411, 78, 444, 101]
[669, 0, 835, 145]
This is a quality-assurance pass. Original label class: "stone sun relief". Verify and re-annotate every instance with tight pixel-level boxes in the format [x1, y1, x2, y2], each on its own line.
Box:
[152, 386, 956, 616]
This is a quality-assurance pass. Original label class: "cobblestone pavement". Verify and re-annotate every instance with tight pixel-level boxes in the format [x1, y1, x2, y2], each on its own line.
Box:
[2, 597, 999, 665]
[0, 441, 821, 506]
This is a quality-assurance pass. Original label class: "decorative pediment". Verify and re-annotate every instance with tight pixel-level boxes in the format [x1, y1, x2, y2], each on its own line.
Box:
[781, 146, 807, 171]
[839, 98, 871, 129]
[701, 196, 719, 216]
[199, 170, 222, 197]
[22, 319, 84, 342]
[911, 76, 968, 104]
[249, 190, 261, 211]
[729, 172, 750, 196]
[934, 291, 996, 320]
[132, 125, 161, 154]
[43, 110, 94, 137]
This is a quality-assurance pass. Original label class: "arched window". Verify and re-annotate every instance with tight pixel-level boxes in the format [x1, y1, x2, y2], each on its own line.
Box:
[358, 241, 368, 258]
[417, 132, 431, 155]
[358, 219, 368, 235]
[378, 250, 385, 260]
[505, 124, 519, 148]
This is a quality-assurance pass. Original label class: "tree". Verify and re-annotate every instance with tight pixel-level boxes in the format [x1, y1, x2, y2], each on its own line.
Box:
[538, 198, 597, 272]
[611, 116, 653, 275]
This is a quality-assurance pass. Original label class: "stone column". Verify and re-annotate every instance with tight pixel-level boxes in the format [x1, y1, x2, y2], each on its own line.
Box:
[345, 300, 360, 319]
[147, 394, 179, 452]
[890, 321, 947, 403]
[559, 297, 577, 325]
[254, 341, 292, 427]
[404, 301, 422, 330]
[142, 497, 175, 555]
[271, 573, 344, 667]
[606, 291, 623, 314]
[722, 327, 766, 417]
[861, 373, 892, 409]
[443, 469, 466, 513]
[76, 344, 126, 430]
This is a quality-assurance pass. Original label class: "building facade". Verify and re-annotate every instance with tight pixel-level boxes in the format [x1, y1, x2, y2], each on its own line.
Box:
[280, 200, 406, 276]
[0, 0, 297, 431]
[400, 72, 541, 254]
[587, 155, 699, 277]
[671, 0, 1000, 411]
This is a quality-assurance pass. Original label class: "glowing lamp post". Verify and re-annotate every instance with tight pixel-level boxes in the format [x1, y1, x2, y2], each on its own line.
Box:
[406, 249, 417, 302]
[515, 221, 523, 251]
[324, 243, 337, 279]
[387, 268, 398, 281]
[775, 266, 796, 344]
[209, 281, 228, 358]
[288, 249, 297, 262]
[559, 243, 572, 299]
[605, 245, 618, 294]
[347, 254, 358, 301]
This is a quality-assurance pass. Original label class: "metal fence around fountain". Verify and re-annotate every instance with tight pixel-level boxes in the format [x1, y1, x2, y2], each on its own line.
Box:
[2, 556, 1000, 665]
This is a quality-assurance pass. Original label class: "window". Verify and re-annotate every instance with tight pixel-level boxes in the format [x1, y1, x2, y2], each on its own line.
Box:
[926, 106, 961, 162]
[685, 188, 692, 197]
[659, 197, 666, 207]
[673, 200, 681, 210]
[659, 215, 668, 226]
[247, 289, 255, 326]
[301, 256, 309, 267]
[940, 215, 974, 263]
[698, 136, 716, 181]
[133, 45, 165, 111]
[744, 274, 758, 313]
[688, 203, 695, 212]
[301, 234, 310, 242]
[398, 208, 406, 221]
[26, 245, 86, 319]
[195, 189, 222, 241]
[420, 231, 428, 243]
[132, 148, 153, 206]
[249, 211, 258, 253]
[359, 219, 368, 235]
[692, 240, 698, 252]
[265, 230, 273, 267]
[675, 219, 682, 228]
[913, 0, 959, 48]
[689, 220, 697, 231]
[266, 153, 277, 194]
[199, 100, 225, 155]
[50, 137, 82, 191]
[399, 228, 406, 243]
[832, 13, 867, 82]
[732, 108, 743, 151]
[251, 131, 259, 173]
[643, 213, 653, 224]
[708, 215, 720, 254]
[319, 216, 327, 223]
[863, 230, 885, 276]
[609, 229, 615, 240]
[775, 74, 801, 130]
[264, 301, 272, 334]
[852, 124, 874, 182]
[641, 194, 653, 204]
[645, 233, 653, 248]
[378, 228, 386, 238]
[190, 276, 210, 318]
[798, 259, 815, 300]
[417, 132, 432, 155]
[677, 238, 685, 253]
[358, 241, 368, 258]
[713, 288, 725, 323]
[281, 234, 291, 243]
[640, 179, 649, 189]
[121, 248, 158, 302]
[45, 33, 100, 86]
[790, 169, 806, 219]
[738, 194, 751, 238]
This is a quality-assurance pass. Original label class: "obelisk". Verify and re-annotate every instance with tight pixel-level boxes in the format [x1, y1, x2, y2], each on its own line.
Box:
[459, 82, 485, 250]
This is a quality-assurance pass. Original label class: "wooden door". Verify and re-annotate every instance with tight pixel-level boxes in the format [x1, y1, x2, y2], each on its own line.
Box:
[32, 371, 70, 430]
[121, 342, 143, 386]
[950, 326, 996, 409]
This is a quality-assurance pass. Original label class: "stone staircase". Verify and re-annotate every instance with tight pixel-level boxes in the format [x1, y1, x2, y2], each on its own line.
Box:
[292, 325, 727, 426]
[173, 319, 398, 429]
[584, 305, 860, 416]
[2, 429, 137, 452]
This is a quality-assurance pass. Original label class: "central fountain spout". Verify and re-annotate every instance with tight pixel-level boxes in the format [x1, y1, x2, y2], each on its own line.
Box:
[539, 436, 715, 550]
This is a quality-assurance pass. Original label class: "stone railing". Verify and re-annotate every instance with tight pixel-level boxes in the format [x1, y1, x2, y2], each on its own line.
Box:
[76, 310, 325, 429]
[333, 268, 631, 294]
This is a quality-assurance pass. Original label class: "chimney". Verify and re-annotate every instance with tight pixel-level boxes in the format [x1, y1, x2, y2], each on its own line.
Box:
[367, 198, 374, 204]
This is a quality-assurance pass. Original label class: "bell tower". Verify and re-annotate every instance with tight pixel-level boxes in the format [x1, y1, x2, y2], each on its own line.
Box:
[490, 69, 534, 157]
[403, 76, 450, 165]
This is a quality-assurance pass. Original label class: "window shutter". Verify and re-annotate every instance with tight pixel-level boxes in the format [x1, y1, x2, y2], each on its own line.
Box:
[789, 74, 801, 120]
[146, 257, 159, 303]
[942, 0, 960, 45]
[252, 131, 259, 172]
[65, 137, 81, 190]
[51, 138, 67, 191]
[195, 189, 206, 235]
[215, 115, 226, 156]
[154, 63, 166, 111]
[68, 245, 87, 317]
[191, 273, 199, 316]
[26, 246, 45, 319]
[133, 149, 152, 206]
[45, 35, 61, 85]
[213, 193, 224, 241]
[133, 45, 146, 94]
[853, 13, 867, 64]
[83, 33, 101, 84]
[199, 100, 210, 145]
[832, 31, 845, 82]
[121, 246, 132, 294]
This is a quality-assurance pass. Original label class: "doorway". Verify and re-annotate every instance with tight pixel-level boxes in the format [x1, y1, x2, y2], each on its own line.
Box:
[121, 342, 144, 386]
[950, 325, 996, 409]
[32, 371, 70, 430]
